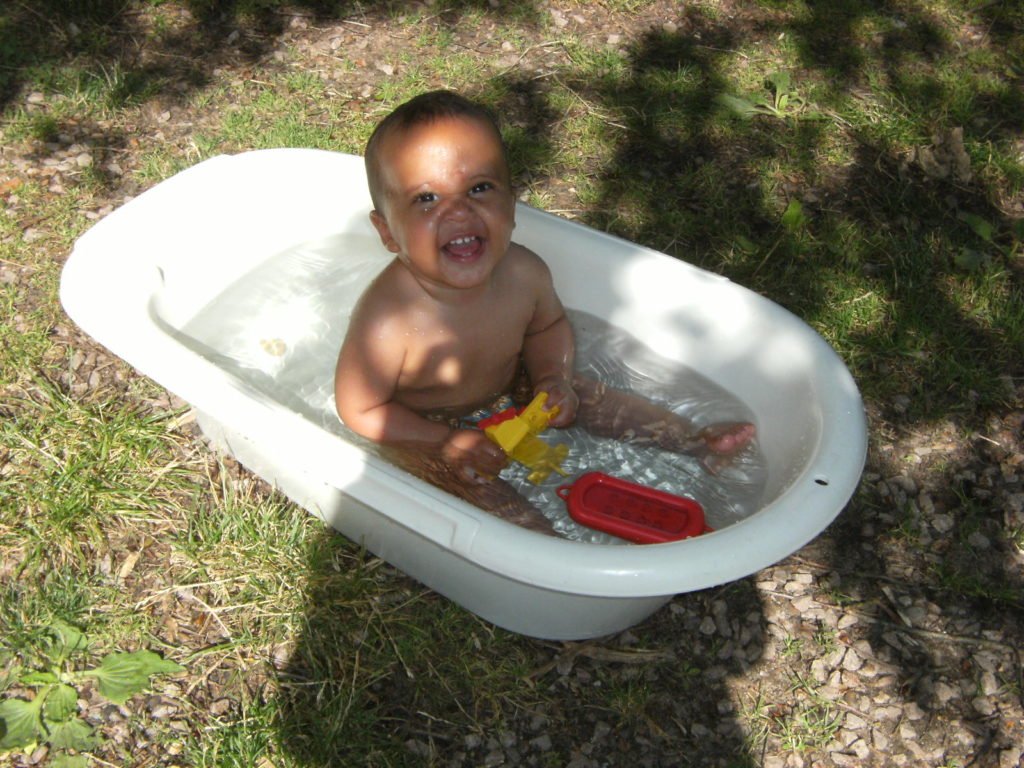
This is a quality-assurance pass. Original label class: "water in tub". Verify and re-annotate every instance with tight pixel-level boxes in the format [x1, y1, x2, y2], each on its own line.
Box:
[181, 233, 767, 543]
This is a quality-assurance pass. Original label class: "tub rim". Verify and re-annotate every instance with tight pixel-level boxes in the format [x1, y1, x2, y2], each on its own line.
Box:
[59, 148, 869, 600]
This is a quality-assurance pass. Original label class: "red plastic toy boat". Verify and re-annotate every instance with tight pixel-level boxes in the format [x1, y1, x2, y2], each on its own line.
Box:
[557, 472, 711, 544]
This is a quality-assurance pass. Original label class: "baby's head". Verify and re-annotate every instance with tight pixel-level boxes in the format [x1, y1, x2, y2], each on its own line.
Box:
[365, 90, 509, 214]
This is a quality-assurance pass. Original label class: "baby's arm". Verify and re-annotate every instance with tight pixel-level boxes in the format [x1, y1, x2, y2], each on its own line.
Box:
[334, 318, 444, 443]
[335, 299, 507, 480]
[520, 253, 578, 427]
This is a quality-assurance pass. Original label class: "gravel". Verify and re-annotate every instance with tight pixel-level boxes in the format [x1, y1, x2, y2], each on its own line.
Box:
[2, 3, 1022, 766]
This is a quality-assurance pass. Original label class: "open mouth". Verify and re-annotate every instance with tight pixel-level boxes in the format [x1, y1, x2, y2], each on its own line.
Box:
[442, 234, 484, 261]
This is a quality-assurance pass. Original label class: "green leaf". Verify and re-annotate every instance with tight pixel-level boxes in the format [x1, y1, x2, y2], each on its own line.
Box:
[0, 697, 45, 751]
[781, 199, 807, 232]
[21, 671, 60, 686]
[0, 662, 22, 692]
[715, 93, 760, 119]
[768, 71, 791, 95]
[50, 754, 90, 768]
[49, 621, 88, 662]
[80, 650, 184, 705]
[1012, 218, 1024, 241]
[44, 684, 78, 723]
[734, 235, 758, 254]
[45, 716, 99, 751]
[954, 247, 988, 272]
[959, 212, 994, 242]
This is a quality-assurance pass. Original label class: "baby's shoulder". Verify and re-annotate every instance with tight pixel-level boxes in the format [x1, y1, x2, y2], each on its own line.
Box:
[498, 243, 557, 302]
[502, 241, 553, 281]
[349, 264, 415, 330]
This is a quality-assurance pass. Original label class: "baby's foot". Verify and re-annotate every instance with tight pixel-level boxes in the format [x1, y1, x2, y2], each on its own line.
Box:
[696, 422, 756, 474]
[645, 419, 755, 473]
[645, 419, 755, 455]
[697, 422, 756, 456]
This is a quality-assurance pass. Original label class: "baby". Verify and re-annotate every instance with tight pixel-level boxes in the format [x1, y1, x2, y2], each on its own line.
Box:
[335, 91, 754, 533]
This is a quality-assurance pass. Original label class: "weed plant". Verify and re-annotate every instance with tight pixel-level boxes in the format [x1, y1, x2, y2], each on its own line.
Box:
[1, 0, 1022, 766]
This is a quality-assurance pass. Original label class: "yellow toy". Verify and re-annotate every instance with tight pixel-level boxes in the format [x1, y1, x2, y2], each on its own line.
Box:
[480, 392, 570, 484]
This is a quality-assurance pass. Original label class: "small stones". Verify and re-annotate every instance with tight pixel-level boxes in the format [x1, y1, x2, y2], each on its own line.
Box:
[841, 648, 864, 672]
[4, 9, 1023, 768]
[979, 670, 1001, 697]
[790, 594, 816, 613]
[698, 615, 717, 635]
[972, 695, 997, 716]
[933, 681, 959, 705]
[529, 734, 552, 752]
[208, 698, 233, 717]
[967, 530, 991, 549]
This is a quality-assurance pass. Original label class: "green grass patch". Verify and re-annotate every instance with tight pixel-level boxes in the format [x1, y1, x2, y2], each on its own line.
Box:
[0, 382, 192, 550]
[2, 1, 1023, 765]
[0, 288, 55, 388]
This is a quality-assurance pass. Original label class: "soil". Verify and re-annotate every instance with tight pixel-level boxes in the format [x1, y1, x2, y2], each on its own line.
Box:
[1, 2, 1022, 767]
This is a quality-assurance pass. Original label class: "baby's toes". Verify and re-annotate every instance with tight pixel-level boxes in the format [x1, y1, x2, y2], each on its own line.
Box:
[703, 422, 756, 456]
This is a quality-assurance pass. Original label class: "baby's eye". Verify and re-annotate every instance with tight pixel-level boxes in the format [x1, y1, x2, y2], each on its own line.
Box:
[414, 191, 438, 205]
[469, 182, 494, 195]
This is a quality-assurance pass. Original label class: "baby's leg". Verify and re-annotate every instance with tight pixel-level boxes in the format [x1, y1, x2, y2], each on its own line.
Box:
[572, 374, 755, 467]
[378, 443, 555, 535]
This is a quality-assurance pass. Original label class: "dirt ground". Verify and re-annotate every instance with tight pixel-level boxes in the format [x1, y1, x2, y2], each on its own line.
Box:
[2, 2, 1023, 766]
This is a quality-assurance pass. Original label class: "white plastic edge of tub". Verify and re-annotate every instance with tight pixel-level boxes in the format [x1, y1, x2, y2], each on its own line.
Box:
[60, 148, 868, 600]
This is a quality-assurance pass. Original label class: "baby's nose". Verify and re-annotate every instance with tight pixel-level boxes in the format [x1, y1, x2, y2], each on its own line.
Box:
[441, 196, 473, 220]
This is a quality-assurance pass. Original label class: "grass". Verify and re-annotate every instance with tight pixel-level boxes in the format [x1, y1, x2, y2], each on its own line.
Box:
[744, 683, 842, 756]
[1, 0, 1023, 766]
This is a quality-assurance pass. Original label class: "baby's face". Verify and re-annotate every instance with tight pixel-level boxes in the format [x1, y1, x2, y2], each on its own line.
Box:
[371, 116, 516, 293]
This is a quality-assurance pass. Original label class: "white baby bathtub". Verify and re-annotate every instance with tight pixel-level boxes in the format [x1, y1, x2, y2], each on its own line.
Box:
[60, 148, 867, 640]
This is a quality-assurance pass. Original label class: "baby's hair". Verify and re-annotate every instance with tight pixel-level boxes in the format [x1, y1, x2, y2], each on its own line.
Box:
[365, 90, 507, 212]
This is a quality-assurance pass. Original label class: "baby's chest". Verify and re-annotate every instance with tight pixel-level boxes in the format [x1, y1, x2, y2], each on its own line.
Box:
[404, 312, 527, 372]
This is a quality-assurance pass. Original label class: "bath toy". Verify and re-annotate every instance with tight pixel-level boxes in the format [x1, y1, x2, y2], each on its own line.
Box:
[557, 472, 710, 544]
[477, 392, 569, 484]
[60, 148, 868, 640]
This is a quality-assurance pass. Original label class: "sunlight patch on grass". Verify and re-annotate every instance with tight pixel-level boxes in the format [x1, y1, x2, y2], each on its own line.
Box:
[0, 288, 54, 386]
[0, 382, 196, 557]
[185, 695, 278, 768]
[939, 269, 1024, 348]
[2, 2, 1022, 764]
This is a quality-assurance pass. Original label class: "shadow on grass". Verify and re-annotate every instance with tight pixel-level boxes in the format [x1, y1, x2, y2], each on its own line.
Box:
[555, 4, 1024, 761]
[0, 0, 545, 112]
[573, 8, 1022, 406]
[270, 69, 765, 766]
[282, 4, 1024, 763]
[9, 0, 1021, 763]
[274, 528, 765, 767]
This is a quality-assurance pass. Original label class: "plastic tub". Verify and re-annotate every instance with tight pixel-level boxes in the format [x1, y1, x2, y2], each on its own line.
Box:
[60, 149, 867, 639]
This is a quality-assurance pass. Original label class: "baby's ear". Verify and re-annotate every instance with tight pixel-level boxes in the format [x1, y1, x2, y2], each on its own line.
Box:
[369, 210, 400, 253]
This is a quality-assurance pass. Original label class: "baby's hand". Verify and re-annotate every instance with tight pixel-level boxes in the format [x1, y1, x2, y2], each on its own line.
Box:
[440, 429, 508, 484]
[534, 376, 579, 428]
